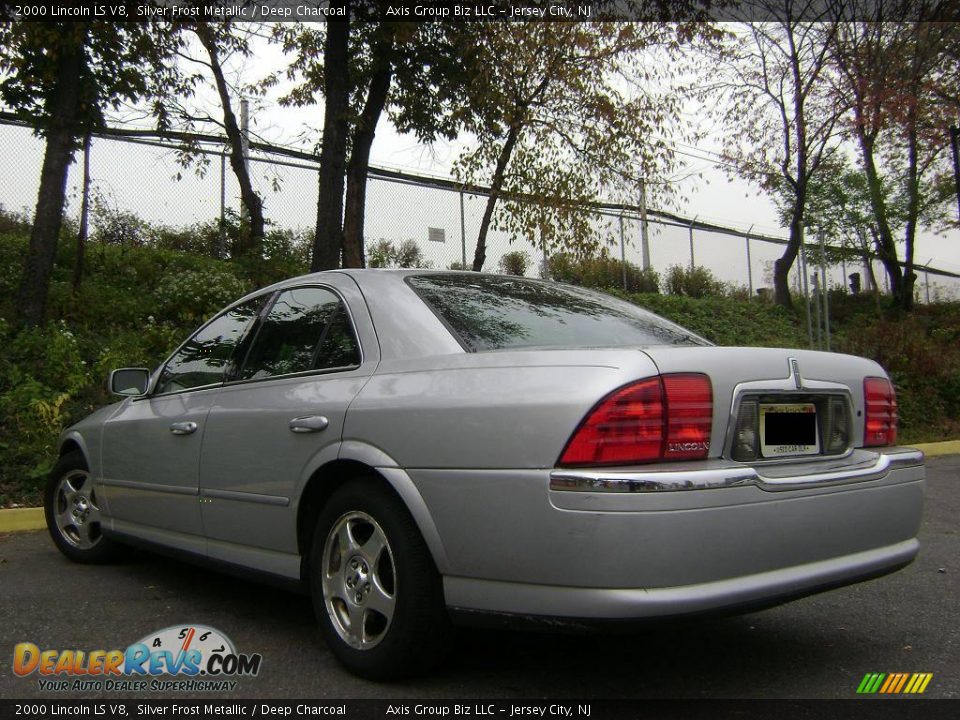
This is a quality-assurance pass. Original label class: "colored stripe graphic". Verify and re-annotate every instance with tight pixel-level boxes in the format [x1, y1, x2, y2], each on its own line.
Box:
[857, 672, 932, 694]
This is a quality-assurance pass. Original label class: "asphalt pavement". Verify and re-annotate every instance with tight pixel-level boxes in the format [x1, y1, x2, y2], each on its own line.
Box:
[1, 456, 957, 700]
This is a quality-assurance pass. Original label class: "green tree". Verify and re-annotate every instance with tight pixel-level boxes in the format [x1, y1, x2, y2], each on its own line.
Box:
[700, 6, 844, 308]
[274, 10, 465, 270]
[189, 18, 265, 257]
[829, 4, 959, 309]
[0, 21, 186, 325]
[790, 155, 951, 295]
[453, 21, 718, 273]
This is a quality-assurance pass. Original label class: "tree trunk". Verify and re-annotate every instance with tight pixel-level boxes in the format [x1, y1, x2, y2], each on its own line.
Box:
[857, 133, 904, 302]
[472, 123, 521, 272]
[72, 132, 91, 293]
[195, 24, 264, 257]
[773, 185, 805, 308]
[312, 15, 350, 272]
[899, 105, 921, 311]
[16, 25, 87, 326]
[342, 23, 395, 269]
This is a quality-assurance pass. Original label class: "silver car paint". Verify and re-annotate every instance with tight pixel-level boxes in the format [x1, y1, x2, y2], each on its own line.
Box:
[58, 269, 925, 619]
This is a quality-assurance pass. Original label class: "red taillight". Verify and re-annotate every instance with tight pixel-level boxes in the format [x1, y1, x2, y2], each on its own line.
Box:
[864, 376, 898, 447]
[559, 374, 712, 467]
[662, 374, 714, 460]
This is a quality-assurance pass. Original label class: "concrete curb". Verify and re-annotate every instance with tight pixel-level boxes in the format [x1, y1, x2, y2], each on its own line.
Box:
[914, 440, 960, 457]
[1, 441, 957, 534]
[0, 507, 44, 533]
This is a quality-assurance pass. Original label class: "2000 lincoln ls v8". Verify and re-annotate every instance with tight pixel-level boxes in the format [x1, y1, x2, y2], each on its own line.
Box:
[45, 270, 924, 678]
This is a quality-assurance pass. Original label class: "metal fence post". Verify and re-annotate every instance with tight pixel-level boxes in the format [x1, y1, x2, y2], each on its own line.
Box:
[218, 151, 226, 259]
[459, 190, 467, 269]
[688, 217, 696, 268]
[639, 179, 650, 270]
[619, 214, 627, 291]
[800, 236, 813, 349]
[819, 230, 831, 351]
[811, 272, 822, 350]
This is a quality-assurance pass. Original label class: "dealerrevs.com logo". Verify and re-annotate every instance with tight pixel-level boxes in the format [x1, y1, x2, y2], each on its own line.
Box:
[13, 625, 262, 692]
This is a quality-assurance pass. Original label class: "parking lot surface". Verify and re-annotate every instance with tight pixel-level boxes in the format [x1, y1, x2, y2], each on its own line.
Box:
[1, 455, 957, 700]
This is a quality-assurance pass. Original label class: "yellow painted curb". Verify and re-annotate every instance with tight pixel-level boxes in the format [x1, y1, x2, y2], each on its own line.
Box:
[0, 507, 45, 533]
[912, 440, 960, 457]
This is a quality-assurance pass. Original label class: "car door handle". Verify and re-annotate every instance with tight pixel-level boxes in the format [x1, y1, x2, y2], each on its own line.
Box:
[169, 421, 198, 435]
[289, 415, 329, 433]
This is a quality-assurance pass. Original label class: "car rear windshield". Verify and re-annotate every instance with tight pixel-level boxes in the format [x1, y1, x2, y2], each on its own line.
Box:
[407, 274, 710, 352]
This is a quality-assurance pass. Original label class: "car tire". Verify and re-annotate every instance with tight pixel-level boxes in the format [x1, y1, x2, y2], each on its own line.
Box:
[309, 476, 450, 680]
[44, 450, 123, 564]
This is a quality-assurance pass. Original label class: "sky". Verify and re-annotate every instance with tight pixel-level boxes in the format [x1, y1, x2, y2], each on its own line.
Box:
[222, 24, 960, 283]
[2, 21, 958, 296]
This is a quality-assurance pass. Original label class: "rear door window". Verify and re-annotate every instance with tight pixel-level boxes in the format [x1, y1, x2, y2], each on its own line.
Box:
[238, 286, 360, 381]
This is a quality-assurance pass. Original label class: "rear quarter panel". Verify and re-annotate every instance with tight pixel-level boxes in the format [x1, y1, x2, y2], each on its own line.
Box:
[343, 350, 661, 469]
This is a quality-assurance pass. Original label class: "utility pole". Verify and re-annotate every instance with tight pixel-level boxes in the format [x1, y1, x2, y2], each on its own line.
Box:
[638, 179, 651, 271]
[745, 224, 754, 299]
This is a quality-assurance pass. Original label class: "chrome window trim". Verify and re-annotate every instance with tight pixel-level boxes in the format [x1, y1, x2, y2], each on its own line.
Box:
[221, 362, 364, 390]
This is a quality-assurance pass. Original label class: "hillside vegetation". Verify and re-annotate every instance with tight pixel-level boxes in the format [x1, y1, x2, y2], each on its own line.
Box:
[1, 229, 958, 508]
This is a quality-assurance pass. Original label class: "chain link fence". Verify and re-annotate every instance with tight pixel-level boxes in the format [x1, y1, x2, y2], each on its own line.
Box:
[2, 116, 958, 305]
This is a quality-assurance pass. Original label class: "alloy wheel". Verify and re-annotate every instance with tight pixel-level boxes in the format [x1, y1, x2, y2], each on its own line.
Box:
[321, 511, 397, 650]
[53, 469, 102, 550]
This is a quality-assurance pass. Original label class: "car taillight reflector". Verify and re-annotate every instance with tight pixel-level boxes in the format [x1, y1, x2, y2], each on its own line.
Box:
[662, 374, 714, 460]
[559, 374, 712, 467]
[864, 377, 898, 447]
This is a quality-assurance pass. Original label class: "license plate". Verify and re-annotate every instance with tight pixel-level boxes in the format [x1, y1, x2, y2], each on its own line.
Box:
[759, 403, 819, 458]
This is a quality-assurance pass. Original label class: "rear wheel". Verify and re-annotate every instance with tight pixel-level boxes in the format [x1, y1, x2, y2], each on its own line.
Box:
[44, 451, 122, 564]
[309, 477, 449, 679]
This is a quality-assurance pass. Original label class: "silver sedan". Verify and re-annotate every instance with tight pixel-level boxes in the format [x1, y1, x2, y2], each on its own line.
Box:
[45, 270, 924, 678]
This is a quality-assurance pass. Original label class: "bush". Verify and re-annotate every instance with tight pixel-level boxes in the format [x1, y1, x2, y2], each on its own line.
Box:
[153, 268, 250, 325]
[663, 264, 725, 298]
[499, 250, 531, 276]
[621, 292, 807, 348]
[546, 252, 660, 293]
[366, 239, 432, 269]
[0, 320, 92, 503]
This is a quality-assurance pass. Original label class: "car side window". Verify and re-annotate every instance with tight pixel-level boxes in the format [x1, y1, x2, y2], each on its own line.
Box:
[155, 298, 265, 395]
[238, 286, 360, 381]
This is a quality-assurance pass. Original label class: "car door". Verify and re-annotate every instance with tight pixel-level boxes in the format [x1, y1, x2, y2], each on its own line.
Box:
[99, 297, 266, 549]
[198, 276, 379, 576]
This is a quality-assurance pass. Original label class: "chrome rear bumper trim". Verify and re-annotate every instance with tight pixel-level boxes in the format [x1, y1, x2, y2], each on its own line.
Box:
[549, 448, 924, 493]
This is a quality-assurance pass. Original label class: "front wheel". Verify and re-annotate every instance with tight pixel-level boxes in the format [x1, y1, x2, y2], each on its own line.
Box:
[310, 477, 449, 679]
[44, 451, 123, 564]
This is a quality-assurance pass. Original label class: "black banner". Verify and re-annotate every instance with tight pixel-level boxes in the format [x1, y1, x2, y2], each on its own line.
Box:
[4, 0, 959, 23]
[1, 700, 960, 720]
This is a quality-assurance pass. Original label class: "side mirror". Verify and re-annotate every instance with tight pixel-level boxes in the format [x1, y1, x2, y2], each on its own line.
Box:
[109, 368, 151, 397]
